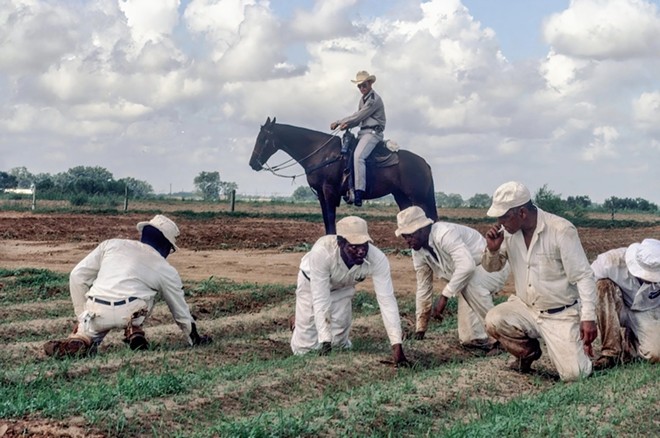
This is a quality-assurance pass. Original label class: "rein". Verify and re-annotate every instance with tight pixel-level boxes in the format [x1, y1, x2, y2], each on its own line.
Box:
[260, 128, 342, 180]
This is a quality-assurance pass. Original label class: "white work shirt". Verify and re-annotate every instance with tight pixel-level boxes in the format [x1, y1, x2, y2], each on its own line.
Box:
[413, 222, 488, 298]
[300, 235, 403, 345]
[591, 247, 660, 312]
[69, 239, 195, 339]
[482, 209, 597, 321]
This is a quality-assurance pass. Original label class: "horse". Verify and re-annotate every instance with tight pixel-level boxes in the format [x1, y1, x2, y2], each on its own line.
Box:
[249, 117, 438, 234]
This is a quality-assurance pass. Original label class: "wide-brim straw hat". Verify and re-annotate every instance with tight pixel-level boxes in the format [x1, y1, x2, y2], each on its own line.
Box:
[351, 70, 376, 85]
[486, 181, 532, 217]
[137, 214, 180, 251]
[625, 238, 660, 282]
[336, 216, 373, 245]
[395, 206, 434, 237]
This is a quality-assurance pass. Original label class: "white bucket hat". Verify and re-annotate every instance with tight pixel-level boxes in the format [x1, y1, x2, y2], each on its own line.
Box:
[395, 206, 434, 237]
[336, 216, 373, 245]
[351, 70, 376, 85]
[625, 238, 660, 283]
[137, 214, 180, 251]
[487, 181, 532, 217]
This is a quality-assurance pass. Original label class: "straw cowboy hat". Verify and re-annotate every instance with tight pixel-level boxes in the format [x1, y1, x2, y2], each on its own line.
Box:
[395, 206, 434, 237]
[336, 216, 373, 245]
[351, 70, 376, 85]
[625, 238, 660, 283]
[137, 214, 180, 251]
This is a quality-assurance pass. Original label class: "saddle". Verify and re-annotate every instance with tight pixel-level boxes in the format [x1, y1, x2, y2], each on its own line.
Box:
[340, 131, 399, 202]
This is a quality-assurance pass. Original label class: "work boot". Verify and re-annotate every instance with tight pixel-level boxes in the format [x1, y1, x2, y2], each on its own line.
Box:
[593, 355, 619, 370]
[354, 190, 365, 207]
[44, 336, 93, 358]
[124, 325, 149, 351]
[509, 348, 542, 374]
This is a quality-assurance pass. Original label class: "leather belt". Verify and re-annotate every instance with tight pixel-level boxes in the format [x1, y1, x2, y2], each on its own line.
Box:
[361, 125, 383, 132]
[541, 300, 578, 314]
[90, 296, 139, 306]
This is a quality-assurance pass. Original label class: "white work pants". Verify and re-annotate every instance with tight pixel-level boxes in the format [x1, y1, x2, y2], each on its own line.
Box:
[290, 271, 355, 354]
[485, 295, 593, 381]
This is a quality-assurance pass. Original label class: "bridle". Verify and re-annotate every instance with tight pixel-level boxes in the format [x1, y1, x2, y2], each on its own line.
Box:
[256, 127, 343, 180]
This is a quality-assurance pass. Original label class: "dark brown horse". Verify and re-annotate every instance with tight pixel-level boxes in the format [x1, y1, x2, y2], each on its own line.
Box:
[249, 117, 437, 234]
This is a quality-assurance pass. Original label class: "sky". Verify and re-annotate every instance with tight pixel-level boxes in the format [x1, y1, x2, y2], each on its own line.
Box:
[1, 0, 659, 204]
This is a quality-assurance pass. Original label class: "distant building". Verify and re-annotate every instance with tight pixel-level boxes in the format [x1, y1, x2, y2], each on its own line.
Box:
[3, 188, 34, 195]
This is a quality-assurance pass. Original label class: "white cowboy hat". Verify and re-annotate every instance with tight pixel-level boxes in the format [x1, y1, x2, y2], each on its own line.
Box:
[336, 216, 373, 245]
[625, 238, 660, 283]
[487, 181, 532, 217]
[395, 206, 434, 237]
[351, 70, 376, 85]
[137, 214, 180, 251]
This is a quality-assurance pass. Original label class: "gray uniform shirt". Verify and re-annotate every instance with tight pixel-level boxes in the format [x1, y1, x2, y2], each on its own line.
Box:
[338, 89, 386, 134]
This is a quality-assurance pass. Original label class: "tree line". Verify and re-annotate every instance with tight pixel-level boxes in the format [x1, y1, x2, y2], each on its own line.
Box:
[0, 167, 238, 203]
[292, 184, 658, 213]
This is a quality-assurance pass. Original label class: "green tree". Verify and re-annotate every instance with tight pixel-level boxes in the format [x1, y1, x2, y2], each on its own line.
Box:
[0, 171, 18, 189]
[292, 186, 317, 202]
[534, 184, 564, 215]
[9, 166, 34, 188]
[220, 181, 238, 197]
[120, 177, 154, 198]
[467, 193, 491, 208]
[194, 171, 221, 201]
[435, 192, 464, 208]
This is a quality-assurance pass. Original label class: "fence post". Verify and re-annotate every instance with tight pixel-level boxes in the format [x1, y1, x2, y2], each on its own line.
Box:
[230, 189, 236, 212]
[124, 184, 129, 212]
[31, 184, 36, 211]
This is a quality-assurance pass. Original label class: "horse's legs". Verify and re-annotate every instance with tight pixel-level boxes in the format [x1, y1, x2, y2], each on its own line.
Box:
[318, 190, 337, 235]
[391, 189, 413, 212]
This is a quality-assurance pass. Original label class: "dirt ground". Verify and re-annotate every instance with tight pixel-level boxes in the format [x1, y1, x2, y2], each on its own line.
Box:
[1, 209, 659, 437]
[1, 210, 658, 290]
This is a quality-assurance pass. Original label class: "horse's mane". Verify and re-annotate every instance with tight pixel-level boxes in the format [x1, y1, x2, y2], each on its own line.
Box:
[275, 123, 334, 140]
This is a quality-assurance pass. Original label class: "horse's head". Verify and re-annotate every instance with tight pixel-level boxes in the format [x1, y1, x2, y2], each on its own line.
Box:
[249, 117, 279, 171]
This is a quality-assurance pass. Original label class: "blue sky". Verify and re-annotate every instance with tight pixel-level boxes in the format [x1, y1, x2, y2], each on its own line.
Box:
[1, 0, 659, 204]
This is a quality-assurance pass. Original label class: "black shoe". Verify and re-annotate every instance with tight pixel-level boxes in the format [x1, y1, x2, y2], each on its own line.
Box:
[127, 333, 149, 351]
[354, 190, 365, 207]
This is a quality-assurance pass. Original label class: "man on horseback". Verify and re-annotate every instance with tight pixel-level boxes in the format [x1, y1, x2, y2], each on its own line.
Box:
[330, 70, 386, 207]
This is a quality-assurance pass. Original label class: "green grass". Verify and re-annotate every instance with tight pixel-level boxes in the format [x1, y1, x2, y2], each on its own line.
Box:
[2, 270, 658, 437]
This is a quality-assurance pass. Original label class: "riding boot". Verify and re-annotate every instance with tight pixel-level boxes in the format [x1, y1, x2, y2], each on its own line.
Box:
[354, 190, 365, 207]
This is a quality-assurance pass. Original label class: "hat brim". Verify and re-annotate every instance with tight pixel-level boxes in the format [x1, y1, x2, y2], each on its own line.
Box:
[395, 218, 433, 237]
[341, 234, 373, 245]
[351, 75, 376, 84]
[137, 221, 179, 251]
[626, 243, 660, 282]
[486, 204, 509, 218]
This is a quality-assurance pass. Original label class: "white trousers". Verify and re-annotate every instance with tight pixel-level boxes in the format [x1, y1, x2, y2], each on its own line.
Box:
[621, 305, 660, 362]
[486, 295, 593, 381]
[417, 264, 509, 346]
[77, 297, 153, 344]
[290, 271, 355, 354]
[353, 131, 383, 191]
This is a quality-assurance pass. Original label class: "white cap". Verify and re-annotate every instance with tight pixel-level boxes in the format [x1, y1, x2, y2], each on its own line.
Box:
[336, 216, 373, 244]
[487, 181, 532, 217]
[625, 238, 660, 283]
[395, 206, 434, 237]
[137, 214, 180, 251]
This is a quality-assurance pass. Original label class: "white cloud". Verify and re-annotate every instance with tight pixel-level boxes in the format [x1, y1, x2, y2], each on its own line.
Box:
[1, 0, 659, 204]
[633, 91, 660, 132]
[543, 0, 660, 60]
[290, 0, 356, 39]
[581, 126, 619, 161]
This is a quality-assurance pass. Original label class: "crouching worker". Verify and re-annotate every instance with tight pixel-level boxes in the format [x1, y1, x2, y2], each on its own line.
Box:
[290, 216, 410, 367]
[591, 238, 660, 369]
[44, 215, 212, 358]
